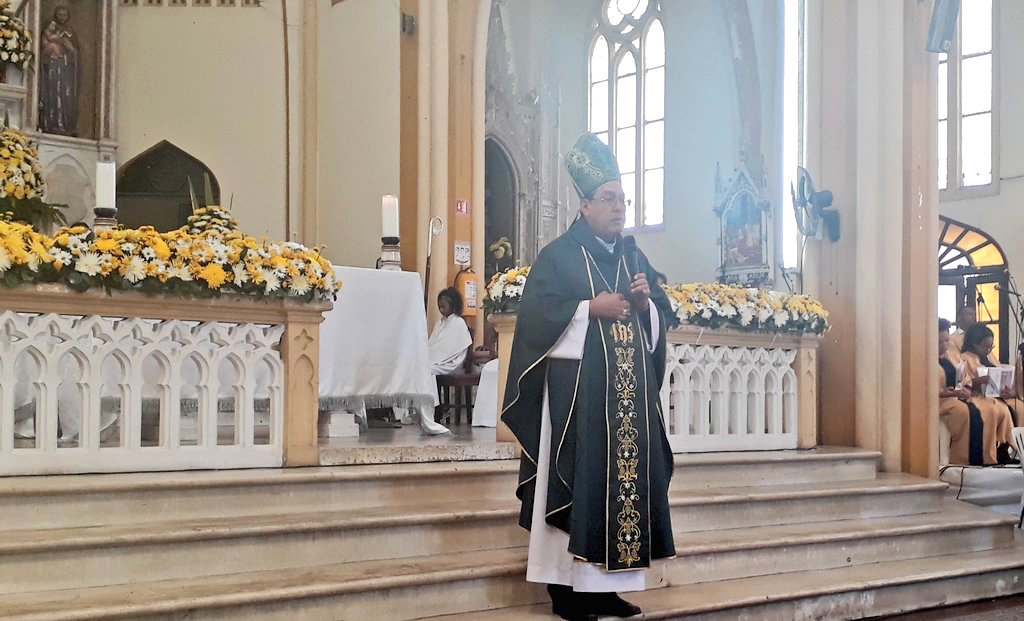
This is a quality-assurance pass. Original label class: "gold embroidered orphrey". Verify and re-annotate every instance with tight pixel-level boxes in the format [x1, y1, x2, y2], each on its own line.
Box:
[611, 319, 642, 567]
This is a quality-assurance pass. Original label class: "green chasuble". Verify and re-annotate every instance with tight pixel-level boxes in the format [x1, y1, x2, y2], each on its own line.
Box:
[502, 219, 676, 571]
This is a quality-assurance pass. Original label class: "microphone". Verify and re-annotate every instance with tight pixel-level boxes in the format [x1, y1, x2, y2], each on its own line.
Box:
[623, 235, 640, 277]
[995, 284, 1023, 298]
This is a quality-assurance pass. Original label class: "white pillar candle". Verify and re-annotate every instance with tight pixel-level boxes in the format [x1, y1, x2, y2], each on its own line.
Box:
[382, 194, 400, 238]
[95, 161, 116, 210]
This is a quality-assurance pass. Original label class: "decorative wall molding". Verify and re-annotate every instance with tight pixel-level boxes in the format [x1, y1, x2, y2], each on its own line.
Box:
[485, 0, 564, 265]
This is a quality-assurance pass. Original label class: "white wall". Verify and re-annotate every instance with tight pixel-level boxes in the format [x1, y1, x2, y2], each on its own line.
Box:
[117, 1, 400, 269]
[939, 0, 1024, 278]
[117, 5, 288, 240]
[317, 0, 401, 269]
[498, 0, 781, 285]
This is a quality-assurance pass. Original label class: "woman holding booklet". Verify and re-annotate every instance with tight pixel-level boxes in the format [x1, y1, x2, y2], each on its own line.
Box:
[940, 320, 1015, 466]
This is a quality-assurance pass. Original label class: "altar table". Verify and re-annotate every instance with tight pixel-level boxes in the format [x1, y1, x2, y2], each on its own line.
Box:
[318, 267, 436, 436]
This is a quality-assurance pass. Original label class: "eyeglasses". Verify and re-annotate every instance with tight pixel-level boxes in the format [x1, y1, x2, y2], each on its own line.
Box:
[594, 195, 632, 208]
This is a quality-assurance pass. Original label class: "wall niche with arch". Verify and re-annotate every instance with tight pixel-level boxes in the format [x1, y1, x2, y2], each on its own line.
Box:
[116, 141, 220, 232]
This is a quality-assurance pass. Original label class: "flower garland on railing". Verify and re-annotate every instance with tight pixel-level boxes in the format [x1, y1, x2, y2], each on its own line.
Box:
[484, 265, 530, 314]
[663, 282, 828, 335]
[0, 1, 32, 70]
[0, 220, 337, 301]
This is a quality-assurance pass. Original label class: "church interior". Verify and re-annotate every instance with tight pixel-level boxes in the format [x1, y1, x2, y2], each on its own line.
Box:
[1, 0, 1024, 619]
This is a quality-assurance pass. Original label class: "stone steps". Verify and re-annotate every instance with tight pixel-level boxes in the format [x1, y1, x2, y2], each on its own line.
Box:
[1, 445, 1013, 620]
[0, 447, 880, 529]
[0, 499, 1010, 613]
[672, 473, 946, 532]
[422, 544, 1024, 621]
[0, 473, 942, 594]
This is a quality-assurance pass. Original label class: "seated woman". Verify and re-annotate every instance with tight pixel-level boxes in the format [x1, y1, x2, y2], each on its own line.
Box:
[428, 288, 473, 376]
[960, 323, 1023, 426]
[943, 321, 1014, 465]
[395, 288, 472, 436]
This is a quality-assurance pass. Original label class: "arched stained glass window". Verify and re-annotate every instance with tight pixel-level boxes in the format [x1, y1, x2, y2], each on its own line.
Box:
[938, 216, 1011, 362]
[589, 0, 663, 229]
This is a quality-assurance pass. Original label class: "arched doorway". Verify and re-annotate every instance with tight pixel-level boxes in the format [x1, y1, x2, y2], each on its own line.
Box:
[484, 137, 518, 281]
[938, 216, 1011, 362]
[116, 141, 221, 232]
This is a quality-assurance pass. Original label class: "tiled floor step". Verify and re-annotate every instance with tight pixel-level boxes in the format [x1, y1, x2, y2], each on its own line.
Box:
[0, 503, 1011, 615]
[0, 473, 944, 593]
[0, 447, 881, 529]
[421, 545, 1024, 621]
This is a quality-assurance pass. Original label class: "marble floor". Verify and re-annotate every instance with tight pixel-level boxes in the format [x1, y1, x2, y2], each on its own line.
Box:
[318, 421, 517, 465]
[882, 595, 1024, 620]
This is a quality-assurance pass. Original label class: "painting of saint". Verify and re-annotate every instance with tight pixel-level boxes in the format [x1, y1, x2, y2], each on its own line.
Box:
[722, 193, 765, 269]
[38, 4, 79, 136]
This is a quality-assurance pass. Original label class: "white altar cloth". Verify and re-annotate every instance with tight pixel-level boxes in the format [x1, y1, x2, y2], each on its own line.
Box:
[319, 267, 437, 414]
[472, 359, 500, 428]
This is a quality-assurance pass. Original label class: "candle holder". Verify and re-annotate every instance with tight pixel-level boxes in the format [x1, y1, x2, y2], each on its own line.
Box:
[92, 206, 118, 232]
[379, 236, 402, 271]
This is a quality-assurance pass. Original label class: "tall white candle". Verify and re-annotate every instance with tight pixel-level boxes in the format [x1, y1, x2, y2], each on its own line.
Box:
[382, 194, 400, 239]
[95, 161, 116, 210]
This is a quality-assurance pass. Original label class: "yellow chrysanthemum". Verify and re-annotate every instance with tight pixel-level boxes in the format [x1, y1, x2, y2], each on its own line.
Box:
[198, 263, 228, 289]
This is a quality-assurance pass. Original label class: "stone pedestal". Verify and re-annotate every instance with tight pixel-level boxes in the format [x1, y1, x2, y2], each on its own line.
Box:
[318, 411, 361, 438]
[489, 313, 517, 443]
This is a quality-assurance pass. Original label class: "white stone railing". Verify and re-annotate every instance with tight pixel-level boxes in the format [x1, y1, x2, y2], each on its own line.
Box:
[0, 285, 329, 475]
[662, 326, 820, 452]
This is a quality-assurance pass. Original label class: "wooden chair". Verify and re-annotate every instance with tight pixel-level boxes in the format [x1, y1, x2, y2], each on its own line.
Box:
[435, 325, 492, 426]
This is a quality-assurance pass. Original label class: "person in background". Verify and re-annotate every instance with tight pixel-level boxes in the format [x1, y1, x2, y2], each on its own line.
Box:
[945, 306, 977, 366]
[939, 318, 1012, 466]
[428, 288, 473, 375]
[959, 323, 1021, 436]
[395, 288, 471, 436]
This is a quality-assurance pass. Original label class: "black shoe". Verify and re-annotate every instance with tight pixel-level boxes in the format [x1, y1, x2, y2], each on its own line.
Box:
[547, 584, 599, 621]
[590, 592, 642, 618]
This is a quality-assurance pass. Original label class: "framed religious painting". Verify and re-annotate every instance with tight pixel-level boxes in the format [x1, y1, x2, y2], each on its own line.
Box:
[713, 164, 773, 288]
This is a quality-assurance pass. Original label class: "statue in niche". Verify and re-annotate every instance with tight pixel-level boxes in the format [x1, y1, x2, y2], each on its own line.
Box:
[38, 4, 79, 136]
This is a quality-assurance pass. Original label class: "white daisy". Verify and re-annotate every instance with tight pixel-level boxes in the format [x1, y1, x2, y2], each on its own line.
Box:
[141, 247, 156, 260]
[51, 248, 72, 266]
[262, 269, 281, 293]
[288, 275, 311, 295]
[75, 253, 103, 276]
[167, 265, 193, 281]
[232, 263, 249, 287]
[122, 256, 146, 283]
[0, 246, 11, 272]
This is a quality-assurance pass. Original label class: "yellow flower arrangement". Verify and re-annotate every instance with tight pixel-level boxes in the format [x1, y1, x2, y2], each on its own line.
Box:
[0, 220, 338, 301]
[484, 265, 530, 314]
[186, 204, 240, 236]
[0, 2, 31, 70]
[663, 282, 828, 335]
[0, 125, 45, 201]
